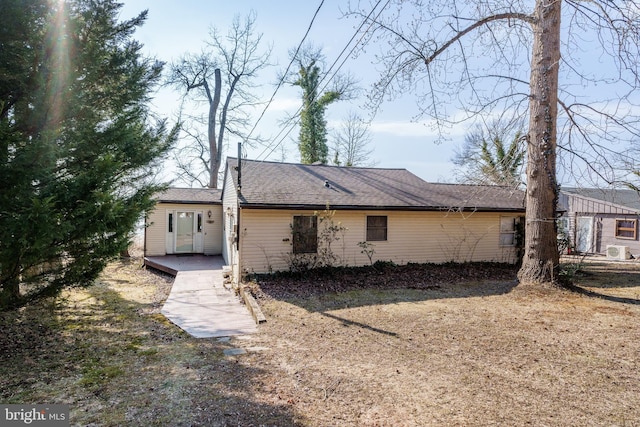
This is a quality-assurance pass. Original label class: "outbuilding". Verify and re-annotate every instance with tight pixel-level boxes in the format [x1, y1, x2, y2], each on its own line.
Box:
[558, 187, 640, 258]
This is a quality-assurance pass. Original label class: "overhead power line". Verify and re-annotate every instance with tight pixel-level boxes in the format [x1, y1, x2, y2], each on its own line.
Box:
[251, 0, 391, 164]
[242, 0, 326, 148]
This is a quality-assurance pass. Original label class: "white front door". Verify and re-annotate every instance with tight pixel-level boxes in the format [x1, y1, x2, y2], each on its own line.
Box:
[576, 216, 593, 253]
[175, 211, 195, 253]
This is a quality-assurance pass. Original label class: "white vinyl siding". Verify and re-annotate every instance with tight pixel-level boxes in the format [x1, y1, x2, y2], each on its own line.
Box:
[203, 206, 223, 255]
[222, 171, 240, 277]
[237, 209, 520, 274]
[144, 203, 222, 256]
[145, 206, 166, 256]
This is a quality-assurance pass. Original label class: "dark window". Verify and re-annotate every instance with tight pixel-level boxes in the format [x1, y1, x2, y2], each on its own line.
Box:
[168, 213, 173, 233]
[197, 213, 203, 232]
[292, 215, 317, 254]
[615, 219, 637, 239]
[367, 216, 387, 241]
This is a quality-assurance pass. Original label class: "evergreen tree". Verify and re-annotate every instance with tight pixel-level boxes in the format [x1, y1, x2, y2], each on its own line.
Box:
[453, 121, 525, 187]
[0, 0, 176, 309]
[478, 132, 524, 187]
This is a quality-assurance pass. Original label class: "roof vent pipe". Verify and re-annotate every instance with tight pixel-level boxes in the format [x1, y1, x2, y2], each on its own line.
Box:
[324, 180, 330, 188]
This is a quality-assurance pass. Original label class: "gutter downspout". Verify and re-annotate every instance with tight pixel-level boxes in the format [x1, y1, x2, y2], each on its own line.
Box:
[236, 143, 242, 284]
[143, 213, 148, 259]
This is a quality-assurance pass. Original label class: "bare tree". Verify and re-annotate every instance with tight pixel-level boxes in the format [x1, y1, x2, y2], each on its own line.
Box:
[452, 118, 525, 187]
[349, 1, 640, 286]
[167, 11, 271, 188]
[332, 111, 376, 167]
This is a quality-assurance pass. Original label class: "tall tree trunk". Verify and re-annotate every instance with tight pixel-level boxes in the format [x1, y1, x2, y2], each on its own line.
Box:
[1, 261, 22, 309]
[208, 68, 222, 188]
[215, 74, 240, 188]
[518, 0, 562, 284]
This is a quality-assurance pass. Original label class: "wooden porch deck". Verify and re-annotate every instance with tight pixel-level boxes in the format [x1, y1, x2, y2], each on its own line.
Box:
[144, 255, 226, 276]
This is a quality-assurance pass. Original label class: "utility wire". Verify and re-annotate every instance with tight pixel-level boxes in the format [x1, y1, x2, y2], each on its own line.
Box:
[242, 0, 326, 151]
[253, 0, 390, 163]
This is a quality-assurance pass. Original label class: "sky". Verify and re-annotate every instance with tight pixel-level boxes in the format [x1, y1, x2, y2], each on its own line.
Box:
[118, 0, 464, 184]
[117, 1, 638, 188]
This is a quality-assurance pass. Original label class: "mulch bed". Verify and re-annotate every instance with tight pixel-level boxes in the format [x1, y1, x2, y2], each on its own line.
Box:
[252, 262, 519, 300]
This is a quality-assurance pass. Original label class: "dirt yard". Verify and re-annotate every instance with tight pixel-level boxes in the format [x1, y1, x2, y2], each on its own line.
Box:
[1, 257, 639, 426]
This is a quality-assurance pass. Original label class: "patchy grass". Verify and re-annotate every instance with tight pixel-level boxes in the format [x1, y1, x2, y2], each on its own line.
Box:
[251, 259, 640, 426]
[1, 256, 640, 426]
[0, 258, 302, 426]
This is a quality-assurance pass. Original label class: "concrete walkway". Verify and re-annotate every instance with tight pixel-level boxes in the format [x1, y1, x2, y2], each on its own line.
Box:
[146, 255, 257, 338]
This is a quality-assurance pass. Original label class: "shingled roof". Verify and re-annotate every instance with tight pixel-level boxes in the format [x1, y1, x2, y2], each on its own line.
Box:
[155, 188, 222, 204]
[561, 187, 640, 212]
[225, 158, 525, 212]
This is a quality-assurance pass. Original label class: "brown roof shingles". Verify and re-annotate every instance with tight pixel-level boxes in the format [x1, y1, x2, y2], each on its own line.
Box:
[156, 188, 222, 204]
[226, 158, 525, 212]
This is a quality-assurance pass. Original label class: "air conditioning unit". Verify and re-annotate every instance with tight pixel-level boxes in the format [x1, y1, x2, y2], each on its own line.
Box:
[606, 245, 631, 260]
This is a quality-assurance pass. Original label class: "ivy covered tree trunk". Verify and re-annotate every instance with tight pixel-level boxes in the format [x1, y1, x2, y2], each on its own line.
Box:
[517, 0, 561, 285]
[295, 61, 338, 164]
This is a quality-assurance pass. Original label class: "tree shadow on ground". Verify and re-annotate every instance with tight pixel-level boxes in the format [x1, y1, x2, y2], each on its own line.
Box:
[561, 261, 640, 305]
[569, 261, 640, 288]
[0, 278, 303, 426]
[564, 283, 640, 305]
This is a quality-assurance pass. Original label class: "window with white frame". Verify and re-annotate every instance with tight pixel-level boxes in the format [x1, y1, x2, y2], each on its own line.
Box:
[499, 216, 518, 246]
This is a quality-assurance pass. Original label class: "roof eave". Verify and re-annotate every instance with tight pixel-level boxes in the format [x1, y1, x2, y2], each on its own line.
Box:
[238, 202, 525, 212]
[157, 199, 222, 205]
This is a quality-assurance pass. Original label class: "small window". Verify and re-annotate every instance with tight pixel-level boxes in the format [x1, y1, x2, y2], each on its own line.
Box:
[197, 213, 203, 232]
[615, 218, 637, 240]
[499, 216, 517, 246]
[168, 213, 173, 233]
[366, 216, 387, 241]
[292, 215, 317, 254]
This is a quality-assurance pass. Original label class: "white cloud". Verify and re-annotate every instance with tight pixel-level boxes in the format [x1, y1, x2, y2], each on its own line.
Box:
[267, 97, 300, 112]
[370, 121, 435, 137]
[370, 120, 467, 139]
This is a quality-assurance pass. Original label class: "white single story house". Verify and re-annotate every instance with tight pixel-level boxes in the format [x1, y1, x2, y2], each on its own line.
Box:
[558, 187, 640, 258]
[145, 158, 526, 283]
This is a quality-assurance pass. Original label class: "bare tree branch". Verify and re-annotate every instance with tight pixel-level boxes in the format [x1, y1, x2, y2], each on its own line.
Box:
[166, 11, 271, 187]
[331, 111, 376, 167]
[348, 0, 640, 284]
